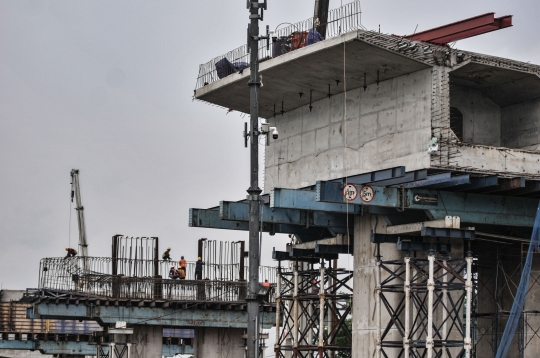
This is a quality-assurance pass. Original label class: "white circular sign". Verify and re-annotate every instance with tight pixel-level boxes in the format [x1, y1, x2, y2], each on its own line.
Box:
[342, 184, 358, 201]
[359, 185, 375, 203]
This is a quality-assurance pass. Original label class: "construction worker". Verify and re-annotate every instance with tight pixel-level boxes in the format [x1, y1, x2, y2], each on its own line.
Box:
[162, 247, 172, 261]
[262, 279, 270, 287]
[178, 256, 187, 280]
[312, 278, 319, 294]
[168, 266, 179, 280]
[195, 257, 204, 280]
[64, 247, 78, 259]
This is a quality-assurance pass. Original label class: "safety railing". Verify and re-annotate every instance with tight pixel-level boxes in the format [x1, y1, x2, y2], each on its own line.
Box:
[195, 0, 364, 90]
[38, 274, 275, 303]
[38, 257, 277, 302]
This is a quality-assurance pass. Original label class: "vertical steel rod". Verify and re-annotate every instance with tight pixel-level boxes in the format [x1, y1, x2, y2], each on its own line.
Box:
[376, 254, 382, 358]
[318, 266, 325, 353]
[275, 266, 282, 358]
[465, 255, 473, 358]
[427, 252, 435, 358]
[293, 269, 299, 354]
[442, 258, 448, 358]
[404, 256, 411, 358]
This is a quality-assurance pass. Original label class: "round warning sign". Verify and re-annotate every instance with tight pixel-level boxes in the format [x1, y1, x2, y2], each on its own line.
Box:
[342, 184, 358, 201]
[359, 185, 375, 202]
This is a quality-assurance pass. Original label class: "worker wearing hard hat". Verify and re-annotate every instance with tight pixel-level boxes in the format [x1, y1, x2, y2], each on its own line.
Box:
[194, 256, 205, 280]
[64, 247, 78, 259]
[178, 256, 187, 279]
[162, 247, 172, 261]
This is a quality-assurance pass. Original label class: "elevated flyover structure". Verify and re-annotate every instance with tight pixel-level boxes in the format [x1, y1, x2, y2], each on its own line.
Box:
[12, 237, 276, 358]
[192, 1, 540, 357]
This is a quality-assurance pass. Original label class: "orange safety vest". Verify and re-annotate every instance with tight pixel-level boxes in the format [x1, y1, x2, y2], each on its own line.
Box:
[179, 259, 187, 268]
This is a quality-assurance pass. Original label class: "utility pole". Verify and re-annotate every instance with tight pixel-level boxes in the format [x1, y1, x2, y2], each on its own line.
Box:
[246, 1, 267, 357]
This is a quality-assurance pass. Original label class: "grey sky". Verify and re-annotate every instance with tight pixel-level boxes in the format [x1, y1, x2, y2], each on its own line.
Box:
[1, 0, 538, 289]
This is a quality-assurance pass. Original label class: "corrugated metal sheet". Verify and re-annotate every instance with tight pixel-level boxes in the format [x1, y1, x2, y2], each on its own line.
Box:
[163, 328, 194, 338]
[0, 302, 101, 334]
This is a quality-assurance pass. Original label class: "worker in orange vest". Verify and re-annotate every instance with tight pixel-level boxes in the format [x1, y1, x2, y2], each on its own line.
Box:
[178, 256, 187, 279]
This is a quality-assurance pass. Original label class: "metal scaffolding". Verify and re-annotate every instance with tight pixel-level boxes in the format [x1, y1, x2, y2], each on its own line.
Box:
[274, 261, 353, 358]
[376, 247, 474, 358]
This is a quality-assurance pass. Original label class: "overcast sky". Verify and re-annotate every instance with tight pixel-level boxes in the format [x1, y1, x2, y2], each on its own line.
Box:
[1, 0, 539, 290]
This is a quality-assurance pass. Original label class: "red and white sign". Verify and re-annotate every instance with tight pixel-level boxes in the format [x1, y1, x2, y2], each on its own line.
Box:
[359, 185, 375, 202]
[342, 184, 358, 201]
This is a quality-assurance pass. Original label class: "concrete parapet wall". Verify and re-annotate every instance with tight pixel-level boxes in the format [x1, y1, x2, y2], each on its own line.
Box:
[265, 69, 432, 191]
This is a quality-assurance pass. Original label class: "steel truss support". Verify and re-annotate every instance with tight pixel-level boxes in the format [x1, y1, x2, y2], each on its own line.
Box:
[378, 249, 475, 358]
[274, 264, 353, 358]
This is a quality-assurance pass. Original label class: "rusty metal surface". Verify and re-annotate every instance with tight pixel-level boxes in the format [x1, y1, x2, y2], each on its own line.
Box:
[0, 302, 100, 334]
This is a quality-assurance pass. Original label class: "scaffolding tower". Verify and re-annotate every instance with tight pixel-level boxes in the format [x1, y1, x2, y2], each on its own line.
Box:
[273, 255, 353, 358]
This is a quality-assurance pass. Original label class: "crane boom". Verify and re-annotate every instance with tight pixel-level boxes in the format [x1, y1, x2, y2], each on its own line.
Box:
[70, 169, 89, 258]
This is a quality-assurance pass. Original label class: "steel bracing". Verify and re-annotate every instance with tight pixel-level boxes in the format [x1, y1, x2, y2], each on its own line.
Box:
[274, 264, 353, 358]
[376, 249, 474, 358]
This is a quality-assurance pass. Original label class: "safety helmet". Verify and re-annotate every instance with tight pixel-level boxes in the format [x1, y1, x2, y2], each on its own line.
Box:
[170, 265, 174, 268]
[167, 247, 171, 250]
[65, 247, 69, 250]
[181, 256, 184, 259]
[198, 257, 202, 260]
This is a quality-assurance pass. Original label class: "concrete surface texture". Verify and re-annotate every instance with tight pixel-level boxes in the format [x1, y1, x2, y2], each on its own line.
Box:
[0, 351, 47, 358]
[264, 68, 432, 190]
[352, 214, 393, 358]
[131, 325, 163, 358]
[196, 29, 540, 181]
[193, 327, 244, 358]
[0, 291, 24, 303]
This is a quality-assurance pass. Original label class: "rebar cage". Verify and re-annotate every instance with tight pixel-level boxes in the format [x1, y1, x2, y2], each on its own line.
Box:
[274, 263, 353, 358]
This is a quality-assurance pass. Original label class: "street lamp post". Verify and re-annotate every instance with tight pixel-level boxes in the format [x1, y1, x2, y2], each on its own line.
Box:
[246, 1, 268, 358]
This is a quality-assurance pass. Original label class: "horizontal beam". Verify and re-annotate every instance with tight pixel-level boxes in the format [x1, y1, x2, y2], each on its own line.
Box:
[386, 217, 460, 235]
[368, 169, 428, 186]
[315, 244, 353, 254]
[421, 226, 475, 240]
[220, 201, 351, 228]
[316, 182, 539, 227]
[317, 181, 400, 207]
[402, 173, 451, 188]
[397, 240, 451, 253]
[334, 166, 405, 185]
[453, 175, 499, 191]
[32, 303, 275, 329]
[271, 188, 361, 213]
[408, 190, 538, 227]
[190, 208, 340, 237]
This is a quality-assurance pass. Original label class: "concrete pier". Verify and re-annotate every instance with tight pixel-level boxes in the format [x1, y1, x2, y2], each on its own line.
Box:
[193, 327, 245, 358]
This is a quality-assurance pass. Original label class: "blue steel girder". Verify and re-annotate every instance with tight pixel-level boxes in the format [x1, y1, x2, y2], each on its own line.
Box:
[0, 339, 193, 356]
[332, 166, 406, 185]
[190, 208, 340, 238]
[31, 303, 275, 329]
[271, 188, 362, 213]
[220, 201, 353, 228]
[316, 181, 539, 227]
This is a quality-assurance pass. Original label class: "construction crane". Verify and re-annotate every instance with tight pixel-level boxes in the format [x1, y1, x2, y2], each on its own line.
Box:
[70, 169, 89, 259]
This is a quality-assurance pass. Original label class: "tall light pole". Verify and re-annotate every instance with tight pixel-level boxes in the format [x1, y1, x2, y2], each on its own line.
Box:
[246, 1, 267, 358]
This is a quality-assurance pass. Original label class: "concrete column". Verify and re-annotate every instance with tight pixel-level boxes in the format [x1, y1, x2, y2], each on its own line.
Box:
[193, 327, 245, 358]
[352, 214, 398, 358]
[131, 325, 163, 358]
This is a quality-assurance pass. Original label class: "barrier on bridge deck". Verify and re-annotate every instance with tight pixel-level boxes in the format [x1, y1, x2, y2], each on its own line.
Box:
[38, 257, 277, 302]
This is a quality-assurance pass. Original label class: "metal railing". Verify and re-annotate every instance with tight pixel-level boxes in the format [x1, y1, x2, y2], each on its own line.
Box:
[195, 0, 364, 90]
[38, 257, 277, 302]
